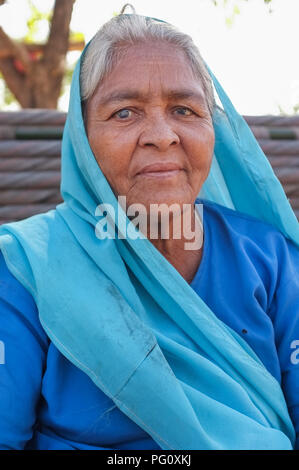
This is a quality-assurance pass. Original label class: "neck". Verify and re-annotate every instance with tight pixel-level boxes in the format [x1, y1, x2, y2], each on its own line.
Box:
[149, 206, 204, 284]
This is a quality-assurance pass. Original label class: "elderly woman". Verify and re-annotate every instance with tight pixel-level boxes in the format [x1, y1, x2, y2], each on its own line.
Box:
[0, 12, 298, 450]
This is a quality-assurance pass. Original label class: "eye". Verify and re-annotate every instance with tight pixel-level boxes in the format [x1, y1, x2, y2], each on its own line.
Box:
[174, 107, 195, 116]
[113, 108, 132, 119]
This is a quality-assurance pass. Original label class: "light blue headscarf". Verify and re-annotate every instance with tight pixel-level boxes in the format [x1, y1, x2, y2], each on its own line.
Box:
[0, 15, 298, 450]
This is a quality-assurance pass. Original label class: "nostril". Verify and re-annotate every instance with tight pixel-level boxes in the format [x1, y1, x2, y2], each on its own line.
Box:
[139, 129, 180, 149]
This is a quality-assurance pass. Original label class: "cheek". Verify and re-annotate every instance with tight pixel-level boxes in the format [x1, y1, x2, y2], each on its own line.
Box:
[88, 128, 133, 192]
[187, 126, 215, 172]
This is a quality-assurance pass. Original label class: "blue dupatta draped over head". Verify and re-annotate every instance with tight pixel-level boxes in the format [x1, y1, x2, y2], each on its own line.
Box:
[0, 14, 298, 450]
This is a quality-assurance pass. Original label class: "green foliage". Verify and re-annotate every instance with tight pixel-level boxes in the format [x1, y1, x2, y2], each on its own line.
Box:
[212, 0, 273, 27]
[212, 0, 272, 5]
[24, 0, 51, 43]
[4, 83, 15, 105]
[69, 30, 84, 42]
[0, 72, 18, 108]
[24, 1, 83, 45]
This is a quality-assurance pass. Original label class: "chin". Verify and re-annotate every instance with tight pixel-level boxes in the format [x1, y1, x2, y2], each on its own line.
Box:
[126, 191, 195, 217]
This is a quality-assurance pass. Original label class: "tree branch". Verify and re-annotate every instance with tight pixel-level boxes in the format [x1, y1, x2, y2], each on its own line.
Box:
[43, 0, 75, 69]
[0, 26, 30, 71]
[0, 40, 85, 60]
[0, 58, 29, 106]
[0, 0, 76, 109]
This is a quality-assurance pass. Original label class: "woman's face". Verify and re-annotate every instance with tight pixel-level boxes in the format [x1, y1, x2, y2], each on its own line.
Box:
[86, 41, 215, 212]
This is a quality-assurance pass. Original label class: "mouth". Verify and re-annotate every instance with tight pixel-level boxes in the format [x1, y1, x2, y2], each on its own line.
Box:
[136, 163, 184, 178]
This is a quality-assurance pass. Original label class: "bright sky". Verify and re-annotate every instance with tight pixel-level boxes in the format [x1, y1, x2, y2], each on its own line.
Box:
[1, 0, 299, 115]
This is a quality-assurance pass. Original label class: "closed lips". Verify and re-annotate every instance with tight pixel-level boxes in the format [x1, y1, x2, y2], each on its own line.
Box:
[136, 163, 183, 175]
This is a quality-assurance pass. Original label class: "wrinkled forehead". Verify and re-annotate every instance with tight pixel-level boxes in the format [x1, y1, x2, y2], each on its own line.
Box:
[88, 42, 208, 108]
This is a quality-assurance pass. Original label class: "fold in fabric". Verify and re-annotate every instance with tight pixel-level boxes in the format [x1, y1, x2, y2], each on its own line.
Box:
[0, 16, 298, 449]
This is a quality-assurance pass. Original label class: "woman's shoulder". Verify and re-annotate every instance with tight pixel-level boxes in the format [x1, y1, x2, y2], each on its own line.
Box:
[0, 250, 35, 311]
[197, 198, 299, 309]
[198, 197, 298, 252]
[198, 198, 299, 285]
[0, 250, 49, 352]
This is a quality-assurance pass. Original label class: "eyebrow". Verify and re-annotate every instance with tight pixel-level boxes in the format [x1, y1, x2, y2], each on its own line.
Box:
[98, 89, 207, 107]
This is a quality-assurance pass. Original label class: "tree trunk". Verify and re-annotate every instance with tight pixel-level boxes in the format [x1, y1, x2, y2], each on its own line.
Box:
[0, 0, 75, 109]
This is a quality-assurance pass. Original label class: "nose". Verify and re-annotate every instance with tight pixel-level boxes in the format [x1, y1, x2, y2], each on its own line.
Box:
[138, 114, 180, 151]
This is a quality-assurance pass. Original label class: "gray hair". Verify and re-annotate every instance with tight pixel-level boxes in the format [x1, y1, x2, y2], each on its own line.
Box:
[80, 13, 215, 116]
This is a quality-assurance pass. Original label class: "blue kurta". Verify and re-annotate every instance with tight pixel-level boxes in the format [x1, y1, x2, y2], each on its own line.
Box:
[0, 198, 298, 450]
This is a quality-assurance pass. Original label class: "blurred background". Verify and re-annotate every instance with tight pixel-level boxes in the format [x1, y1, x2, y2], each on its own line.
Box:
[0, 0, 298, 224]
[0, 0, 298, 115]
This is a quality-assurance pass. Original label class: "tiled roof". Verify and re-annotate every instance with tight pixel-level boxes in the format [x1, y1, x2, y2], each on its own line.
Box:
[0, 110, 298, 224]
